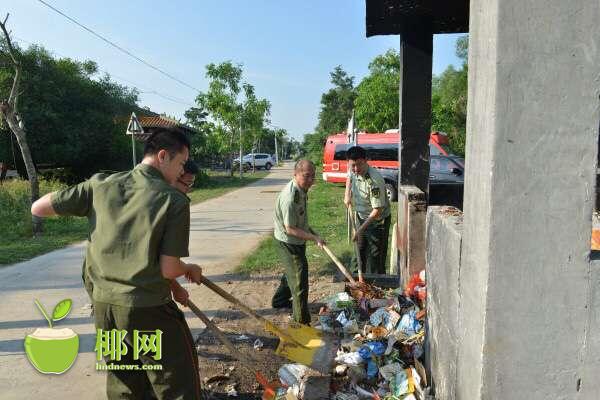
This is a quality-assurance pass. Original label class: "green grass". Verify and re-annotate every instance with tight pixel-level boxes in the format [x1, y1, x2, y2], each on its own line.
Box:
[0, 169, 269, 266]
[0, 179, 89, 265]
[237, 170, 398, 276]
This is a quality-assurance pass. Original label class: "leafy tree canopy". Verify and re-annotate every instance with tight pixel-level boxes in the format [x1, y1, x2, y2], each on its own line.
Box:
[0, 42, 141, 182]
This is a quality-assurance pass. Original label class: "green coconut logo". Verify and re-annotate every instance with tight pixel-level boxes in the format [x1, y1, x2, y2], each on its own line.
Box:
[24, 299, 79, 374]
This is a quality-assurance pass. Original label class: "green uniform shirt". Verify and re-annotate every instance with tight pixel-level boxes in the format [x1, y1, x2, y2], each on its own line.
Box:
[51, 164, 190, 307]
[273, 179, 309, 245]
[350, 166, 391, 220]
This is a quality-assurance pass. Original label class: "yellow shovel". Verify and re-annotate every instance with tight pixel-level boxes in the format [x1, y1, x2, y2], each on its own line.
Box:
[199, 276, 338, 373]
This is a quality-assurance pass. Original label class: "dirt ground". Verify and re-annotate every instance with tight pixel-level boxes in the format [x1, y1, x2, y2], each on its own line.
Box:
[194, 273, 344, 399]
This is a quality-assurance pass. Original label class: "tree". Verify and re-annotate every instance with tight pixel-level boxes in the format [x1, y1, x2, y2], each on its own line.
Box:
[0, 14, 42, 235]
[354, 49, 400, 132]
[431, 35, 468, 155]
[188, 61, 270, 175]
[316, 66, 357, 134]
[302, 66, 357, 165]
[0, 43, 141, 182]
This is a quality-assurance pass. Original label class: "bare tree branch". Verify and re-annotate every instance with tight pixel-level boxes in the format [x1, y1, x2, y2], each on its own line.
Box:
[0, 14, 20, 110]
[0, 13, 41, 235]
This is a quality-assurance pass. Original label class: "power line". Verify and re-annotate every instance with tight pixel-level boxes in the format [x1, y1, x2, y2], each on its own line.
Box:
[35, 0, 201, 92]
[12, 35, 196, 108]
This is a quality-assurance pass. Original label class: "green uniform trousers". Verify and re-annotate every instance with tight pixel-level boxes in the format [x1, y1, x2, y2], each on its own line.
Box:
[271, 240, 310, 325]
[94, 301, 202, 400]
[351, 214, 391, 275]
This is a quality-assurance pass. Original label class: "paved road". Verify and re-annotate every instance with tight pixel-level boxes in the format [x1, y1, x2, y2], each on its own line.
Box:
[0, 164, 293, 399]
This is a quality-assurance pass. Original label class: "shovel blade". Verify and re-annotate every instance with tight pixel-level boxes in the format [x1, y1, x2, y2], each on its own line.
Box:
[266, 322, 337, 373]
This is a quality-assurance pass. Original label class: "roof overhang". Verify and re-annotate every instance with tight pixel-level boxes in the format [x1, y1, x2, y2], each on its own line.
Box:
[365, 0, 469, 36]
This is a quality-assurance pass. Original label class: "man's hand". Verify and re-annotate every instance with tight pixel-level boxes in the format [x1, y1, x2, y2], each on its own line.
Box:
[344, 197, 352, 209]
[185, 263, 203, 284]
[314, 235, 326, 249]
[171, 282, 190, 306]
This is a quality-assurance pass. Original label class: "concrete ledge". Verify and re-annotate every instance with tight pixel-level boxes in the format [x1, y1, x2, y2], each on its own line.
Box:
[425, 206, 463, 400]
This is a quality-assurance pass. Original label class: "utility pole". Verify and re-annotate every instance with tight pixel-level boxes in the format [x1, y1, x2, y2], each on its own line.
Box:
[239, 115, 243, 179]
[274, 135, 279, 164]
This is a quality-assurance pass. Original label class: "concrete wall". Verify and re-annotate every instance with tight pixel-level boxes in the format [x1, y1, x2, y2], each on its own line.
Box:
[425, 206, 463, 400]
[454, 0, 600, 399]
[578, 254, 600, 399]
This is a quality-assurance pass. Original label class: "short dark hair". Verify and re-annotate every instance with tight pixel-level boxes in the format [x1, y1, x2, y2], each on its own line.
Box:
[143, 128, 190, 158]
[183, 160, 199, 175]
[346, 146, 367, 160]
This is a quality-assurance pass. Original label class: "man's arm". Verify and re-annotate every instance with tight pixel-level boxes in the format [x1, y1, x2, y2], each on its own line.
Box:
[285, 226, 325, 248]
[344, 175, 352, 208]
[160, 255, 202, 283]
[31, 192, 57, 217]
[353, 207, 383, 240]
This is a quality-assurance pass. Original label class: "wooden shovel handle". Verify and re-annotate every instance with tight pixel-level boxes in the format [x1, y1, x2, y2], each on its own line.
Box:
[199, 276, 301, 346]
[348, 205, 364, 283]
[199, 276, 267, 325]
[322, 245, 357, 285]
[187, 300, 250, 363]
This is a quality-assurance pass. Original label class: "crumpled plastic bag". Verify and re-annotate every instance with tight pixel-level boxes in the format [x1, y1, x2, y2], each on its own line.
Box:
[398, 310, 422, 336]
[335, 351, 364, 366]
[318, 314, 334, 332]
[366, 359, 378, 379]
[335, 311, 359, 334]
[325, 292, 355, 311]
[379, 362, 404, 381]
[278, 364, 309, 387]
[358, 342, 386, 360]
[390, 367, 422, 397]
[369, 308, 389, 327]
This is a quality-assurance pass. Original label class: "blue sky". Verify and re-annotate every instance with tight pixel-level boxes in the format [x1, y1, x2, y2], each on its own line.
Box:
[3, 1, 463, 140]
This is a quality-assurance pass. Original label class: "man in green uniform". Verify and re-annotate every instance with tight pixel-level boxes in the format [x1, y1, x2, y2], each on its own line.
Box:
[82, 158, 200, 306]
[170, 159, 199, 307]
[32, 128, 203, 399]
[271, 160, 325, 325]
[344, 146, 391, 275]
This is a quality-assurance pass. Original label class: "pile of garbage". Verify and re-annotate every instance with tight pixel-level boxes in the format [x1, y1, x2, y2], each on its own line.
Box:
[264, 271, 428, 400]
[321, 271, 428, 400]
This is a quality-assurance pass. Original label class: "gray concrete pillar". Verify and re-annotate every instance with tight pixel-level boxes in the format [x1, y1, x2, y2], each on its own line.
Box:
[457, 1, 600, 399]
[399, 27, 433, 194]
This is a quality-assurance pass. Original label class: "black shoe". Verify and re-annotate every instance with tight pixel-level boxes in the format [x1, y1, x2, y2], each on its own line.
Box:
[272, 300, 293, 309]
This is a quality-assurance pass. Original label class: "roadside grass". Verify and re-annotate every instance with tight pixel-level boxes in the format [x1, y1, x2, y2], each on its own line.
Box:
[236, 171, 398, 276]
[0, 169, 269, 266]
[0, 179, 88, 266]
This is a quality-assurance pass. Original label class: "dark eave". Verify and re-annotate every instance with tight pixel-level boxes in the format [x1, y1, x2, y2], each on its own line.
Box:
[365, 0, 469, 36]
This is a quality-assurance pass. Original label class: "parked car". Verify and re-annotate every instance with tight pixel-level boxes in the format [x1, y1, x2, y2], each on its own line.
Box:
[233, 153, 275, 170]
[377, 154, 464, 208]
